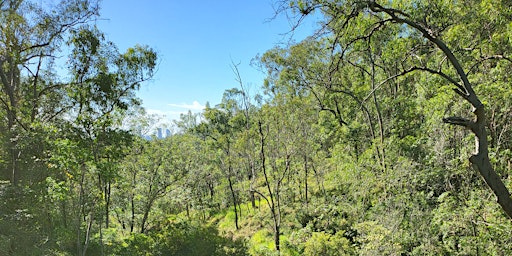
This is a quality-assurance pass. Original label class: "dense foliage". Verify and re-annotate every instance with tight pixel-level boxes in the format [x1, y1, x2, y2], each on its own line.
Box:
[1, 0, 512, 255]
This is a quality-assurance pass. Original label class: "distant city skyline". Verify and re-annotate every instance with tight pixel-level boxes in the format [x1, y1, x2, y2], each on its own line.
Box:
[145, 127, 173, 140]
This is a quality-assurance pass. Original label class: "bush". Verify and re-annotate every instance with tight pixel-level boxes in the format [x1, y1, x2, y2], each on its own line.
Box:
[109, 219, 248, 256]
[303, 231, 354, 256]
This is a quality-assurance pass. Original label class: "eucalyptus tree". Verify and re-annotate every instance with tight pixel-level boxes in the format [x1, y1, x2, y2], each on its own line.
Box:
[197, 94, 247, 230]
[0, 4, 157, 254]
[250, 87, 319, 252]
[118, 135, 189, 234]
[0, 0, 101, 185]
[281, 0, 512, 220]
[256, 36, 386, 167]
[58, 25, 156, 254]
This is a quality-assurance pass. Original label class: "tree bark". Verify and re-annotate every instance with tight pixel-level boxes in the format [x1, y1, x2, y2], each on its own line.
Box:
[105, 181, 111, 228]
[250, 161, 257, 208]
[469, 108, 512, 218]
[130, 172, 136, 232]
[274, 222, 280, 252]
[228, 175, 240, 230]
[304, 155, 309, 205]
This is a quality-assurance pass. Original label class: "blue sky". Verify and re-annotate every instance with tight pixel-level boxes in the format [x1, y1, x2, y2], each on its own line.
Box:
[96, 1, 319, 122]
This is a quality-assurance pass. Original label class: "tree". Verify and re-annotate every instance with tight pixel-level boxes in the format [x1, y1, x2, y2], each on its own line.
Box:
[198, 96, 246, 230]
[59, 25, 156, 255]
[284, 0, 512, 219]
[0, 2, 157, 253]
[253, 90, 319, 252]
[0, 0, 100, 185]
[119, 137, 184, 234]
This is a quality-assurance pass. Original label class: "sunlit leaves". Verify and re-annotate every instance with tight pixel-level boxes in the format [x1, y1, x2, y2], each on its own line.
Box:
[67, 27, 157, 118]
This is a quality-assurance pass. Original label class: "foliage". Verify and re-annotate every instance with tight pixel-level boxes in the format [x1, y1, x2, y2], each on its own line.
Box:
[108, 219, 248, 256]
[2, 0, 512, 255]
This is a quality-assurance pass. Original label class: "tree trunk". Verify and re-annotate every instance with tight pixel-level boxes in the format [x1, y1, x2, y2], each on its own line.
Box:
[1, 54, 21, 186]
[105, 181, 111, 228]
[469, 108, 512, 218]
[77, 164, 86, 256]
[250, 161, 256, 208]
[258, 121, 280, 252]
[443, 105, 512, 219]
[274, 221, 280, 252]
[82, 212, 94, 256]
[304, 155, 309, 205]
[61, 200, 68, 228]
[130, 171, 136, 232]
[140, 196, 157, 233]
[369, 50, 386, 172]
[228, 175, 239, 230]
[130, 192, 135, 233]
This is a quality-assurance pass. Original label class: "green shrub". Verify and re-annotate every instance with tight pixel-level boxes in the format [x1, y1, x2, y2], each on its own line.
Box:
[109, 220, 247, 256]
[304, 231, 354, 256]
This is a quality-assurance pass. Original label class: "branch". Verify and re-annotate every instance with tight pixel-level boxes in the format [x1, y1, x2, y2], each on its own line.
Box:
[251, 188, 270, 206]
[38, 82, 71, 97]
[0, 95, 9, 110]
[20, 7, 99, 54]
[467, 54, 512, 75]
[362, 65, 463, 103]
[42, 106, 69, 123]
[369, 2, 480, 106]
[442, 116, 473, 128]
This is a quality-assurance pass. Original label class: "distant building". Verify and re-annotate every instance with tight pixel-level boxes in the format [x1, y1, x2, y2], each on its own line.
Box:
[166, 128, 171, 137]
[157, 128, 163, 139]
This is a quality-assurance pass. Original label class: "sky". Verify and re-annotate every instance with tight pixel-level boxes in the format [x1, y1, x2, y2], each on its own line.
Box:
[95, 1, 320, 123]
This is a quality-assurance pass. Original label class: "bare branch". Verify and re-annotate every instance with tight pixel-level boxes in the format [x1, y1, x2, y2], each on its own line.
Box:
[467, 54, 512, 75]
[362, 65, 463, 103]
[442, 116, 473, 128]
[368, 2, 481, 107]
[251, 188, 271, 207]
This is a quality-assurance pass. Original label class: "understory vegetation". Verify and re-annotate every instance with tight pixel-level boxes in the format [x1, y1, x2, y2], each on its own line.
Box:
[1, 0, 512, 255]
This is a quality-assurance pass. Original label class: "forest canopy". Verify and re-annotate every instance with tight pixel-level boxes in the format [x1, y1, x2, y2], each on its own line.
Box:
[1, 0, 512, 255]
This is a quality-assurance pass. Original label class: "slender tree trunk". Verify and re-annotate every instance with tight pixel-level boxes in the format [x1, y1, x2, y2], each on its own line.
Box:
[77, 164, 86, 256]
[61, 200, 68, 228]
[105, 181, 111, 228]
[207, 178, 215, 200]
[228, 175, 239, 230]
[82, 212, 93, 256]
[369, 50, 386, 172]
[304, 155, 308, 205]
[140, 196, 157, 233]
[115, 209, 126, 230]
[274, 186, 281, 254]
[130, 193, 135, 233]
[1, 55, 21, 186]
[99, 217, 104, 256]
[8, 113, 20, 186]
[250, 160, 256, 208]
[140, 205, 149, 233]
[274, 220, 280, 252]
[258, 121, 280, 253]
[130, 171, 136, 232]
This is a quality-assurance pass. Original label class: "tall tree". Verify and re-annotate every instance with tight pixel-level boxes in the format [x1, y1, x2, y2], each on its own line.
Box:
[0, 0, 99, 185]
[198, 96, 246, 230]
[64, 25, 156, 255]
[284, 0, 512, 219]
